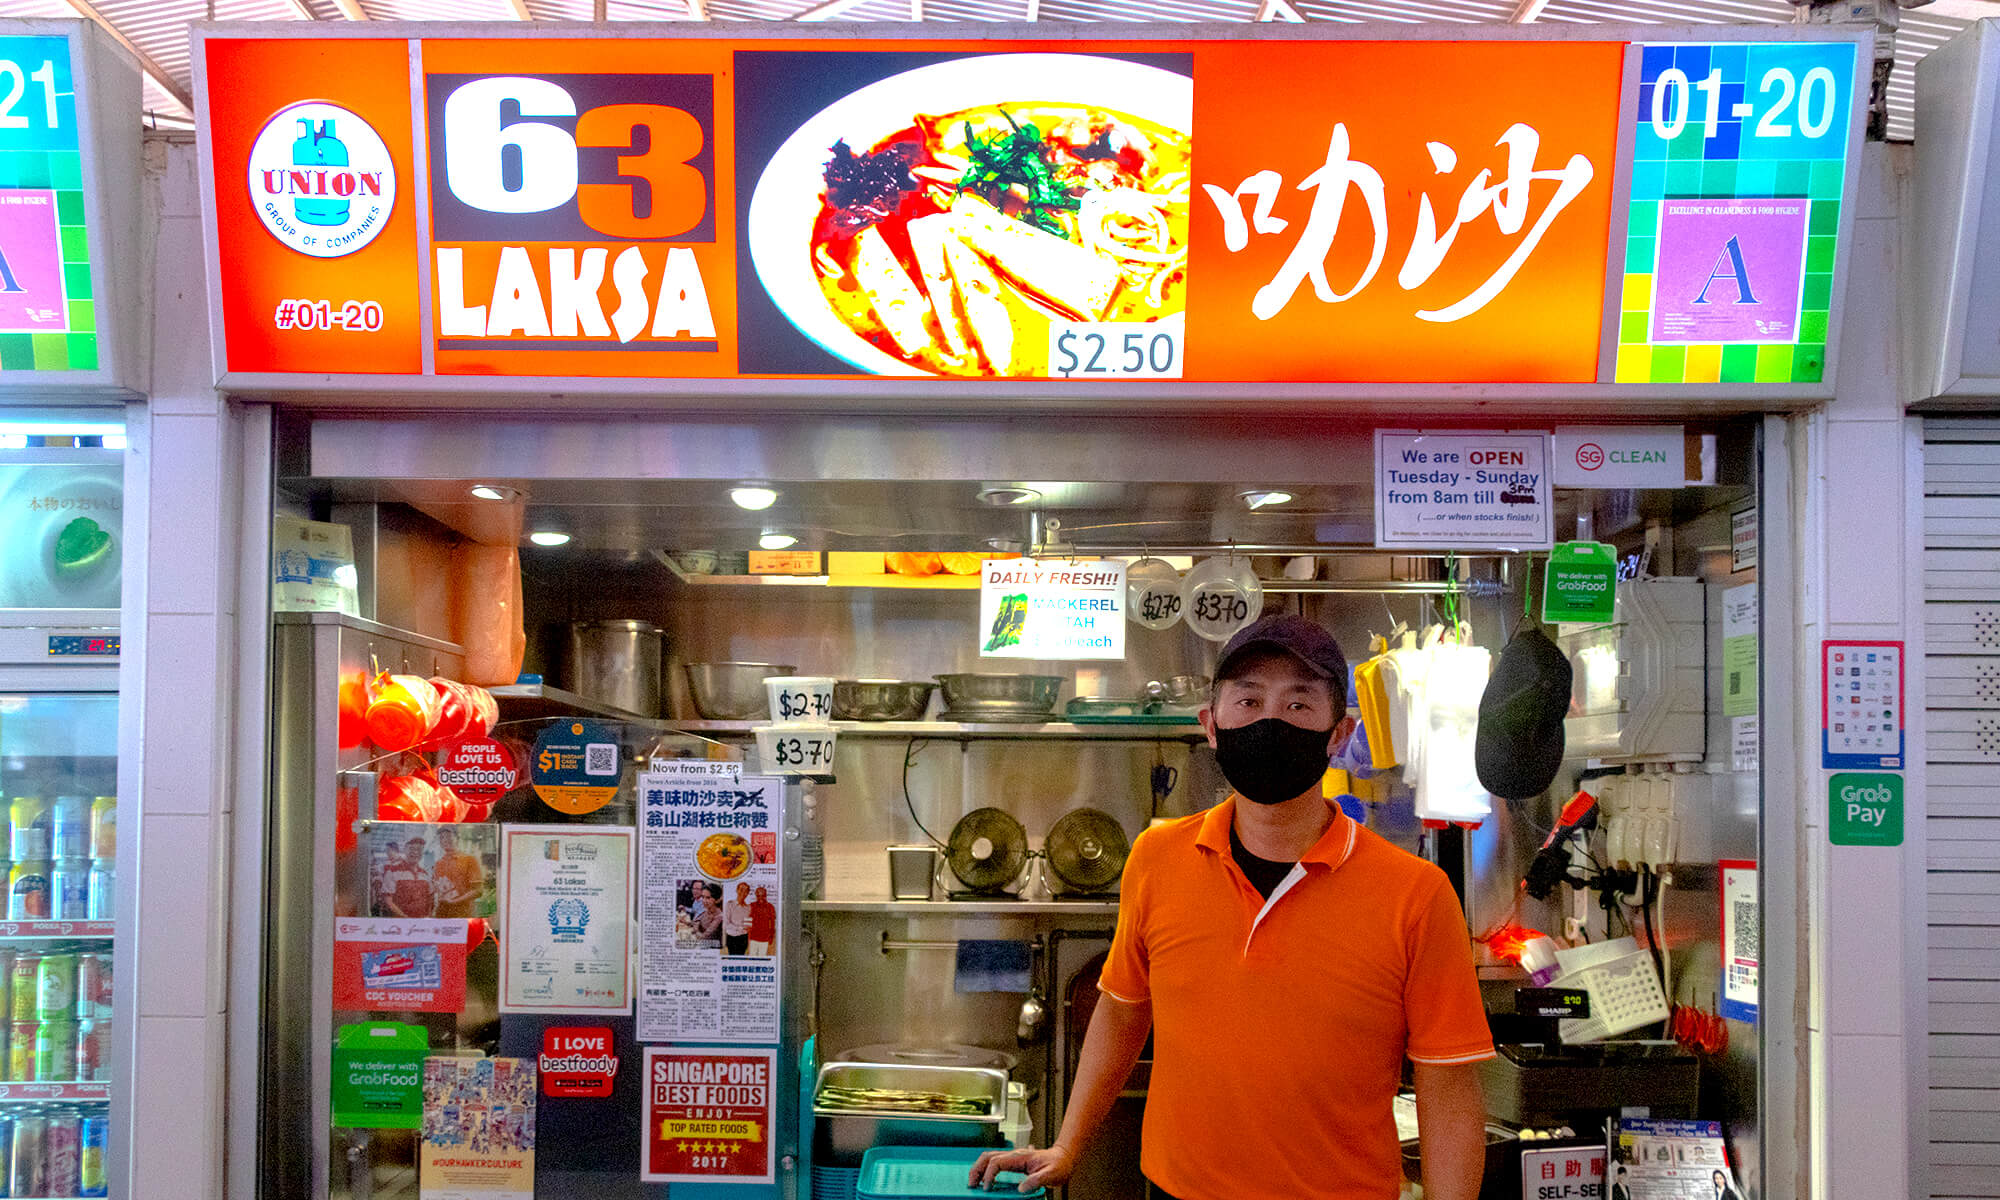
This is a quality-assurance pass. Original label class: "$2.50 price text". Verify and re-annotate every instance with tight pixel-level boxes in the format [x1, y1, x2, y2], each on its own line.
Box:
[1048, 322, 1185, 380]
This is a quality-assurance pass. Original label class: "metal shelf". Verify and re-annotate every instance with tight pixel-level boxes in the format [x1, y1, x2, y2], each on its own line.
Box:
[663, 720, 1203, 743]
[0, 921, 112, 942]
[489, 683, 664, 726]
[804, 899, 1118, 915]
[0, 1082, 110, 1102]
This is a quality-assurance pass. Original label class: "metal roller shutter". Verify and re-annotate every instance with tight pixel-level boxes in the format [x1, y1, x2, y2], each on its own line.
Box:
[1925, 417, 2000, 1199]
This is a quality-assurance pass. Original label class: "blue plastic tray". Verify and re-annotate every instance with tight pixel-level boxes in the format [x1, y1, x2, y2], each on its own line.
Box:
[857, 1146, 1046, 1199]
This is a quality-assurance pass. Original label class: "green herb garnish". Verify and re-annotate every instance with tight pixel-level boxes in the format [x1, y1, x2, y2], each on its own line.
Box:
[958, 112, 1081, 237]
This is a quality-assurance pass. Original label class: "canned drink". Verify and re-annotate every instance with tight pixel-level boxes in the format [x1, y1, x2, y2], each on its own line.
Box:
[6, 863, 49, 922]
[7, 956, 36, 1024]
[6, 799, 45, 862]
[73, 1020, 105, 1083]
[5, 1022, 32, 1082]
[35, 954, 73, 1020]
[0, 1113, 13, 1198]
[33, 1020, 74, 1083]
[51, 861, 88, 922]
[88, 798, 113, 862]
[85, 862, 112, 922]
[43, 1109, 77, 1196]
[79, 1114, 105, 1196]
[72, 955, 101, 1021]
[49, 799, 88, 863]
[10, 1114, 43, 1198]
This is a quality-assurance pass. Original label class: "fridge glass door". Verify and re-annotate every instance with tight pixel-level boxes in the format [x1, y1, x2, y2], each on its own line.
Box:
[0, 689, 117, 1197]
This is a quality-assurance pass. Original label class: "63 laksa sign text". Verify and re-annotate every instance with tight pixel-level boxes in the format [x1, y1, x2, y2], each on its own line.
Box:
[195, 29, 1864, 394]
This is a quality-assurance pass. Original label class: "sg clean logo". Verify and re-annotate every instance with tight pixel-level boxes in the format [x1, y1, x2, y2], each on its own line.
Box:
[246, 101, 397, 258]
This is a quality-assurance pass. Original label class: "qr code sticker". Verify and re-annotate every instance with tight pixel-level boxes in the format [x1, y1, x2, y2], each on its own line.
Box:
[585, 742, 618, 776]
[1732, 899, 1759, 959]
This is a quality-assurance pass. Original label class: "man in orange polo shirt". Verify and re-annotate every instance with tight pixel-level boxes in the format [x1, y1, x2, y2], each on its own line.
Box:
[973, 614, 1494, 1199]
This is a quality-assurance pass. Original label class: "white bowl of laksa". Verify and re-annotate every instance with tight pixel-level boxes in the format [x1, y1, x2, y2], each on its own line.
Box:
[747, 54, 1192, 378]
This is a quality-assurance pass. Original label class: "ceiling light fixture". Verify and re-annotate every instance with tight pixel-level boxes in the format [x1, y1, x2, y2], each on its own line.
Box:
[730, 486, 779, 511]
[977, 485, 1042, 506]
[469, 485, 507, 501]
[759, 532, 798, 551]
[1240, 489, 1296, 510]
[528, 531, 572, 547]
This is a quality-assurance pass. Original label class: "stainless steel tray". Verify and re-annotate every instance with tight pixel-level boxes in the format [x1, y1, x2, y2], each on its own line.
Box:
[812, 1061, 1007, 1158]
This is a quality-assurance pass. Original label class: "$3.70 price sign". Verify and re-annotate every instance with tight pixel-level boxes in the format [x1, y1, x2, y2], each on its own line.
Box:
[759, 728, 836, 773]
[1189, 588, 1250, 625]
[1048, 322, 1185, 380]
[771, 736, 831, 768]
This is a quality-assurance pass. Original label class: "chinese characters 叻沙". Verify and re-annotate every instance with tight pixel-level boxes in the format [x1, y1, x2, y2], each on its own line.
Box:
[1203, 122, 1597, 323]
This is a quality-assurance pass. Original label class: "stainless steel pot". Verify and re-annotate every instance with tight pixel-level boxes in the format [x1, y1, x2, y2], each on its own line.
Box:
[685, 661, 798, 720]
[562, 619, 664, 716]
[833, 679, 936, 721]
[934, 673, 1064, 721]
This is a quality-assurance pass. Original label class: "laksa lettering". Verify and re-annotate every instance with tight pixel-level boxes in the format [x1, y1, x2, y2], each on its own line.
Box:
[1205, 123, 1594, 323]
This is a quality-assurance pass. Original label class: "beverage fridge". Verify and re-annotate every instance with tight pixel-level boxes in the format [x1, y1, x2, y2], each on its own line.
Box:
[0, 429, 123, 1198]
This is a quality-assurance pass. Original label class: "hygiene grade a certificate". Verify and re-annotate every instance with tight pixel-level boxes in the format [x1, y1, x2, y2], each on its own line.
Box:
[498, 825, 635, 1014]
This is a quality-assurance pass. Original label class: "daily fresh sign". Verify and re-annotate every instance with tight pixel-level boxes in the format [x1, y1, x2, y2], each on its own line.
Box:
[979, 558, 1126, 661]
[192, 29, 1863, 396]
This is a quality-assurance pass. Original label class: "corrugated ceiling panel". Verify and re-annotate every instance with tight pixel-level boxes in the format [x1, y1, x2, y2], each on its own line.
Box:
[922, 0, 1032, 21]
[360, 0, 520, 18]
[527, 0, 598, 18]
[1037, 0, 1252, 21]
[0, 0, 72, 14]
[1300, 0, 1504, 22]
[696, 0, 808, 17]
[606, 0, 704, 15]
[89, 0, 205, 82]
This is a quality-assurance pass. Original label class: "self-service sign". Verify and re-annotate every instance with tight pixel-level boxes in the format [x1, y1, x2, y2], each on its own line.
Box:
[1521, 1146, 1604, 1200]
[194, 30, 1864, 396]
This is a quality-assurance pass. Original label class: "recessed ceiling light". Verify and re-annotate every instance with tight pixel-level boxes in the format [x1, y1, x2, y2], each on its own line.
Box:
[102, 433, 128, 450]
[470, 485, 507, 501]
[1240, 489, 1295, 510]
[730, 486, 778, 511]
[759, 532, 798, 551]
[977, 486, 1042, 506]
[529, 531, 572, 547]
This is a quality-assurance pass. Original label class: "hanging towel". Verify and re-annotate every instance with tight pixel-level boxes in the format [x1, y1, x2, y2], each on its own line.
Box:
[954, 940, 1033, 993]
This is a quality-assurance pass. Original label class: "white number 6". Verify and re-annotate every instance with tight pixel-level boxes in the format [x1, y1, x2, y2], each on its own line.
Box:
[443, 77, 579, 215]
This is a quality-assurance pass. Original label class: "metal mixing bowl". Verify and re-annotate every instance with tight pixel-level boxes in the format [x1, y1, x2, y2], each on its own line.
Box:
[684, 661, 798, 719]
[934, 673, 1065, 720]
[832, 679, 936, 721]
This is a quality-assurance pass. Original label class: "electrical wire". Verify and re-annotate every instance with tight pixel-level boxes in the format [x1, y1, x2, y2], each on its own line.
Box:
[902, 737, 948, 850]
[1655, 869, 1674, 1004]
[1640, 869, 1667, 994]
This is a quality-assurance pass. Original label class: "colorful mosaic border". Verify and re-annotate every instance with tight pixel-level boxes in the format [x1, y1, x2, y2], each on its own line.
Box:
[1613, 41, 1854, 385]
[0, 35, 95, 373]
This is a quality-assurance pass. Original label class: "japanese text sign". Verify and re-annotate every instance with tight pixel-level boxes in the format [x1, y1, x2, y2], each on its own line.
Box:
[193, 28, 1864, 399]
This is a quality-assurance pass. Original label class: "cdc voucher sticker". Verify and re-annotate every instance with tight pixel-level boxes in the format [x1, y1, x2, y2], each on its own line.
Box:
[1374, 430, 1553, 550]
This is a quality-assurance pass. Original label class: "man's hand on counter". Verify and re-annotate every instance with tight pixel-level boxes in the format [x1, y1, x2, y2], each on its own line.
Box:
[967, 1143, 1076, 1192]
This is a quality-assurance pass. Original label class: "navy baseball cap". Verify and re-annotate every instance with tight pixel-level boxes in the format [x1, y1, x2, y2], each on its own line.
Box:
[1216, 615, 1349, 685]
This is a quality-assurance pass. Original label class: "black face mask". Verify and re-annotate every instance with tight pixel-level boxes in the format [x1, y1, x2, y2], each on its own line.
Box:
[1213, 718, 1334, 805]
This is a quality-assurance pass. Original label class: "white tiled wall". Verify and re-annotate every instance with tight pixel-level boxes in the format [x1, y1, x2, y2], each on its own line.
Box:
[119, 136, 241, 1200]
[1797, 142, 1927, 1200]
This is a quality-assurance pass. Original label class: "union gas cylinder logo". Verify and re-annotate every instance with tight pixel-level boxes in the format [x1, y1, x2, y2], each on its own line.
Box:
[246, 100, 396, 258]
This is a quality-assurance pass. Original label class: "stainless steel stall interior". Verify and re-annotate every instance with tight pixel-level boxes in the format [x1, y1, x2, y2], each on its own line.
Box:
[262, 411, 1771, 1199]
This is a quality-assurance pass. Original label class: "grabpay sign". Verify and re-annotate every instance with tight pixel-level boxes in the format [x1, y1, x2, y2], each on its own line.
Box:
[979, 559, 1127, 661]
[1829, 772, 1902, 847]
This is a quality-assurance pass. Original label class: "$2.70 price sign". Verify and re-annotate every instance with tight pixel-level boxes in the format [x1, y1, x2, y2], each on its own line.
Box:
[1048, 322, 1185, 380]
[1138, 589, 1182, 624]
[772, 689, 830, 722]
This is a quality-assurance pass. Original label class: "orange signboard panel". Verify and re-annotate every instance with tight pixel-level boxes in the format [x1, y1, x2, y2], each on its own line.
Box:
[194, 31, 1860, 391]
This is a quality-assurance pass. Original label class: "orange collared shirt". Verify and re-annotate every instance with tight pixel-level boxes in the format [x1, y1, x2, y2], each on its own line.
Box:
[1098, 797, 1495, 1200]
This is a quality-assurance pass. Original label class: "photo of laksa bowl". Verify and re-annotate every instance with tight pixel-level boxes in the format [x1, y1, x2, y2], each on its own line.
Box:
[747, 55, 1192, 378]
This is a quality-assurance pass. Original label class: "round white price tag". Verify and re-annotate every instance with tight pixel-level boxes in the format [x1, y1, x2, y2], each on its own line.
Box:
[1182, 557, 1264, 643]
[1127, 559, 1185, 631]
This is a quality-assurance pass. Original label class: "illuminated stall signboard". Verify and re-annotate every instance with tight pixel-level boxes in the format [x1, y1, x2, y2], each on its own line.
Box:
[193, 28, 1865, 399]
[0, 22, 138, 390]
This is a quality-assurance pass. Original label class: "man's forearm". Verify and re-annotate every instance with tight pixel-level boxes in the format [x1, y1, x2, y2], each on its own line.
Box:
[1050, 996, 1152, 1156]
[1413, 1061, 1488, 1200]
